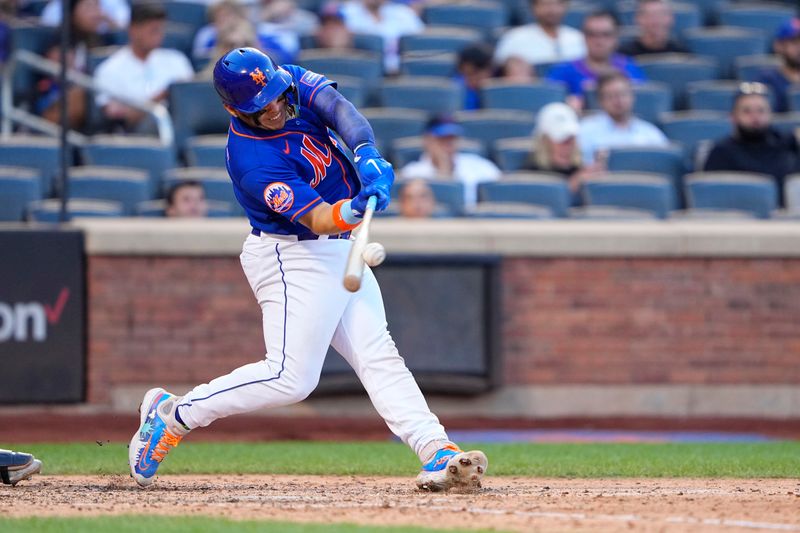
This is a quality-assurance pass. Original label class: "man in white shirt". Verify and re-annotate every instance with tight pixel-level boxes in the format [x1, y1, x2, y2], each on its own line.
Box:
[93, 3, 194, 133]
[341, 0, 424, 73]
[494, 0, 585, 68]
[400, 115, 501, 208]
[578, 71, 668, 164]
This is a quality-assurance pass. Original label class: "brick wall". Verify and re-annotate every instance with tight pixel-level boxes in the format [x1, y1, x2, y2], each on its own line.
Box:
[87, 256, 800, 404]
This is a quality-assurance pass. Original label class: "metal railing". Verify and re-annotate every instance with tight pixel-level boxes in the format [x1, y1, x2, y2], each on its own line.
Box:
[1, 48, 175, 146]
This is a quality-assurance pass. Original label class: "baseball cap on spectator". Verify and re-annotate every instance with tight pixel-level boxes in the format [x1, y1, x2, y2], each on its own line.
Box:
[319, 1, 345, 22]
[775, 18, 800, 41]
[425, 114, 464, 137]
[535, 102, 579, 142]
[130, 2, 166, 24]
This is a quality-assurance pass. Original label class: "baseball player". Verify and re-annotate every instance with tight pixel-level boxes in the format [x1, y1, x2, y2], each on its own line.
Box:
[0, 449, 42, 486]
[128, 47, 487, 491]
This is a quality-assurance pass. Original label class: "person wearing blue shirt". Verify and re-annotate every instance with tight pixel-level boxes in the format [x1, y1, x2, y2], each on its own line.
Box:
[547, 10, 645, 110]
[756, 18, 800, 114]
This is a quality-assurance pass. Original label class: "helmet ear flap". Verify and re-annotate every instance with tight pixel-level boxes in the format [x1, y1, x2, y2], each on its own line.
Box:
[285, 82, 300, 119]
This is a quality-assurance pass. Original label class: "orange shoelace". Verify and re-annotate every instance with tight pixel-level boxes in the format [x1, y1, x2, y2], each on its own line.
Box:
[152, 430, 183, 463]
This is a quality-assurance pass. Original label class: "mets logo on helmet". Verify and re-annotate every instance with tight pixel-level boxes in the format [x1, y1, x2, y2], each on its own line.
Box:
[263, 182, 294, 213]
[250, 67, 266, 87]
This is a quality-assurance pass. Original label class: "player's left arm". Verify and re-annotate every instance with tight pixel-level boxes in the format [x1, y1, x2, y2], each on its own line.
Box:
[311, 86, 395, 210]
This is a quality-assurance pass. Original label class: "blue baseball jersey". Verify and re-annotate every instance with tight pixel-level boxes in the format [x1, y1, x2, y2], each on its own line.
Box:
[225, 64, 361, 236]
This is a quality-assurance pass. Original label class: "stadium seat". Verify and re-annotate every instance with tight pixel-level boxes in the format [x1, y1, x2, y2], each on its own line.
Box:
[27, 199, 124, 222]
[168, 81, 232, 152]
[9, 22, 57, 100]
[685, 171, 778, 219]
[467, 201, 552, 219]
[392, 136, 486, 169]
[162, 23, 195, 57]
[392, 179, 466, 215]
[687, 80, 777, 112]
[298, 49, 383, 84]
[379, 76, 464, 114]
[734, 54, 782, 81]
[80, 136, 177, 197]
[478, 173, 571, 218]
[424, 2, 509, 38]
[352, 33, 384, 55]
[164, 1, 208, 35]
[636, 54, 719, 110]
[454, 109, 536, 148]
[771, 113, 800, 135]
[360, 108, 428, 156]
[185, 135, 227, 167]
[162, 167, 238, 209]
[399, 26, 482, 54]
[783, 173, 800, 212]
[68, 166, 151, 215]
[400, 52, 457, 78]
[606, 144, 687, 206]
[0, 135, 61, 195]
[684, 27, 768, 78]
[480, 80, 567, 113]
[562, 2, 594, 30]
[658, 111, 732, 157]
[493, 137, 532, 172]
[718, 4, 795, 39]
[582, 172, 676, 219]
[585, 81, 673, 124]
[334, 74, 367, 108]
[0, 167, 42, 222]
[790, 88, 800, 112]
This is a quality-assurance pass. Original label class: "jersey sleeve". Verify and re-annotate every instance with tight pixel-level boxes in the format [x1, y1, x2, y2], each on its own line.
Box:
[239, 165, 324, 224]
[283, 64, 337, 109]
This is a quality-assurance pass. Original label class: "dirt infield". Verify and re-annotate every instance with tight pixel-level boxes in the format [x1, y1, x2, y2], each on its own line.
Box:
[2, 476, 799, 532]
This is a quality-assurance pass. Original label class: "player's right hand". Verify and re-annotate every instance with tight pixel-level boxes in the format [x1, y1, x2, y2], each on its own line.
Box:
[351, 182, 390, 216]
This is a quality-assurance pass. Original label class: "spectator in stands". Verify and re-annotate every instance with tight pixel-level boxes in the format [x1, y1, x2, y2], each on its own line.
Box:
[703, 82, 800, 206]
[756, 18, 800, 113]
[257, 0, 319, 39]
[93, 3, 194, 134]
[578, 71, 668, 164]
[194, 0, 298, 65]
[454, 43, 495, 110]
[165, 181, 209, 218]
[618, 0, 688, 56]
[400, 114, 501, 208]
[195, 17, 261, 80]
[341, 0, 424, 74]
[314, 2, 353, 50]
[494, 0, 585, 68]
[397, 179, 436, 218]
[498, 56, 536, 83]
[547, 10, 645, 110]
[41, 0, 129, 32]
[525, 102, 602, 204]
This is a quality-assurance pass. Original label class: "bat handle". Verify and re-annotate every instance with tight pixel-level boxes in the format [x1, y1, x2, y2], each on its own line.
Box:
[365, 195, 377, 213]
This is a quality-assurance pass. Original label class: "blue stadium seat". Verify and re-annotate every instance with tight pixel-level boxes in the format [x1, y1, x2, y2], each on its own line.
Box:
[68, 166, 151, 215]
[493, 137, 532, 172]
[585, 82, 673, 124]
[185, 135, 227, 167]
[80, 136, 177, 197]
[162, 23, 195, 57]
[784, 174, 800, 210]
[606, 144, 687, 207]
[298, 49, 383, 84]
[636, 54, 719, 110]
[718, 4, 795, 38]
[454, 109, 536, 148]
[164, 2, 209, 34]
[352, 33, 385, 55]
[0, 167, 42, 221]
[658, 111, 732, 157]
[684, 27, 768, 78]
[467, 201, 552, 219]
[27, 199, 124, 221]
[734, 54, 782, 81]
[790, 87, 800, 112]
[168, 81, 232, 152]
[360, 108, 428, 156]
[687, 80, 777, 112]
[771, 113, 800, 135]
[0, 135, 61, 195]
[562, 2, 594, 30]
[9, 23, 57, 100]
[424, 2, 509, 37]
[392, 179, 466, 215]
[393, 136, 486, 169]
[583, 172, 676, 219]
[333, 75, 367, 108]
[399, 26, 482, 54]
[480, 81, 567, 113]
[379, 76, 464, 114]
[162, 167, 238, 208]
[400, 52, 457, 78]
[478, 173, 571, 217]
[685, 171, 778, 219]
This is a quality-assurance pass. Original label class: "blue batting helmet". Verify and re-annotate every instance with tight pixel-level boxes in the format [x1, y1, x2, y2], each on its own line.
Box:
[212, 48, 297, 115]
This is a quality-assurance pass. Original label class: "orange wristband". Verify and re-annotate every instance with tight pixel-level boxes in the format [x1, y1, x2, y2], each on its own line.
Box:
[332, 199, 361, 232]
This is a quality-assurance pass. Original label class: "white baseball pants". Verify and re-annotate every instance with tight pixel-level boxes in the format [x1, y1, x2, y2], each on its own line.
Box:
[176, 232, 450, 461]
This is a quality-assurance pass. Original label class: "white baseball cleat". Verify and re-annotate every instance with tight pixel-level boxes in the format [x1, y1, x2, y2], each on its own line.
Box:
[0, 450, 42, 486]
[416, 445, 488, 492]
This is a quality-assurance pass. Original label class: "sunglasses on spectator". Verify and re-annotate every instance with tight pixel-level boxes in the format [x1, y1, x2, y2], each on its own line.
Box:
[736, 82, 768, 96]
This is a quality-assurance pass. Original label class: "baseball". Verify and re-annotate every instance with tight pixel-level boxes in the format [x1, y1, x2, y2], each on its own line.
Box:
[362, 242, 386, 267]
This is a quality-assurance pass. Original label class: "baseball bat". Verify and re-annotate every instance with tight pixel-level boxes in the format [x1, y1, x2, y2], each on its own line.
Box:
[343, 195, 377, 292]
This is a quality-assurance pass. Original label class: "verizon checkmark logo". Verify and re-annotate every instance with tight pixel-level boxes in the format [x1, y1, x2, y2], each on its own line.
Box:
[0, 287, 71, 342]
